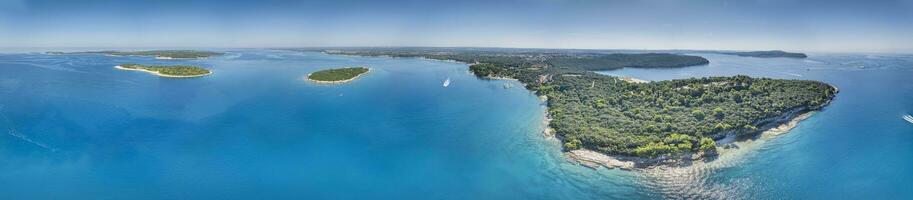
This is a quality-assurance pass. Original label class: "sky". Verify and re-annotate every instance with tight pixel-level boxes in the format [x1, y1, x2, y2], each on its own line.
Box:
[1, 0, 912, 53]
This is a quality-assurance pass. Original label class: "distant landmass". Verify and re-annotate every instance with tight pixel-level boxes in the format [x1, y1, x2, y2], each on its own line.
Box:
[309, 47, 836, 167]
[547, 53, 709, 71]
[716, 50, 808, 58]
[48, 50, 224, 59]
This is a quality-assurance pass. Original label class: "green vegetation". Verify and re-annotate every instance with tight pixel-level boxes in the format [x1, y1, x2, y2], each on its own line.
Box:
[118, 63, 211, 77]
[50, 50, 224, 59]
[308, 67, 370, 82]
[545, 73, 834, 157]
[721, 50, 807, 58]
[547, 53, 709, 71]
[309, 48, 836, 159]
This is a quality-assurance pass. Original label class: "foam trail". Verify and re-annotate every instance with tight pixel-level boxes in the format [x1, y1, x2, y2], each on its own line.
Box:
[7, 130, 57, 152]
[0, 104, 57, 152]
[903, 114, 913, 124]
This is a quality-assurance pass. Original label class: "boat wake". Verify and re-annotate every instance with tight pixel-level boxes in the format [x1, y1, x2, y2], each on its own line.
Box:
[903, 114, 913, 124]
[6, 130, 56, 152]
[0, 105, 57, 152]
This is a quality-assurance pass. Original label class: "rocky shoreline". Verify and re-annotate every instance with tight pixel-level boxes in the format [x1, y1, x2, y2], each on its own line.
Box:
[563, 110, 815, 170]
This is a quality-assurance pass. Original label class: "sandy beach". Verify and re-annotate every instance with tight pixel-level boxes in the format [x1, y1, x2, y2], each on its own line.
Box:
[619, 76, 650, 84]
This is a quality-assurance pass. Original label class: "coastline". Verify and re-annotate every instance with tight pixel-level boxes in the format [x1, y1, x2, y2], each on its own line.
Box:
[306, 68, 371, 84]
[537, 91, 637, 169]
[618, 76, 650, 84]
[155, 56, 202, 60]
[483, 75, 519, 81]
[561, 107, 820, 170]
[319, 51, 842, 170]
[114, 65, 212, 78]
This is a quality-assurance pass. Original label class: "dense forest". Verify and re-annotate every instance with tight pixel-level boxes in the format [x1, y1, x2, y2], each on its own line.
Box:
[308, 67, 370, 82]
[314, 48, 836, 159]
[118, 64, 211, 76]
[544, 73, 834, 157]
[547, 53, 709, 71]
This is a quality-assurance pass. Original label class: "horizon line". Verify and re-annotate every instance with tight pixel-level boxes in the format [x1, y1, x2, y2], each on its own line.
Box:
[1, 46, 911, 55]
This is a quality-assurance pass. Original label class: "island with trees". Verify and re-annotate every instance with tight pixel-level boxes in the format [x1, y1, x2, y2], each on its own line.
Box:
[49, 50, 224, 59]
[115, 64, 212, 78]
[308, 47, 837, 168]
[307, 67, 370, 83]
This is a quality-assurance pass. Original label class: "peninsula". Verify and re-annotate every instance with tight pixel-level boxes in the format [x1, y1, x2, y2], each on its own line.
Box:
[547, 53, 709, 70]
[49, 50, 224, 59]
[313, 47, 837, 168]
[718, 50, 808, 58]
[307, 67, 370, 83]
[115, 64, 212, 78]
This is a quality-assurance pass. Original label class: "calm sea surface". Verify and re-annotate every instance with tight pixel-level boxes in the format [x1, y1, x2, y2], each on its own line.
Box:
[0, 50, 910, 199]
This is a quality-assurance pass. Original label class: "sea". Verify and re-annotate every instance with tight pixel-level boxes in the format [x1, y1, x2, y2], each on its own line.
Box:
[0, 49, 910, 199]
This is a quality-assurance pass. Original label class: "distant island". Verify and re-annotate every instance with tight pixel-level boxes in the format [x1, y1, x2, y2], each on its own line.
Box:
[48, 50, 224, 59]
[307, 67, 370, 83]
[718, 50, 807, 58]
[313, 47, 837, 168]
[115, 64, 212, 78]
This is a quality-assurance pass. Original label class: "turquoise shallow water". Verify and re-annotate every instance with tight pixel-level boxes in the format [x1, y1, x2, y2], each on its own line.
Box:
[0, 50, 911, 199]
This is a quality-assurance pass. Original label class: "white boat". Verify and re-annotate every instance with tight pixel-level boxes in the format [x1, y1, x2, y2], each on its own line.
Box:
[903, 114, 913, 124]
[443, 78, 451, 87]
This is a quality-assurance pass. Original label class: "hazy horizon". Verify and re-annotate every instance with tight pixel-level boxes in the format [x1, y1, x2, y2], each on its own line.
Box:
[2, 0, 912, 53]
[4, 46, 913, 55]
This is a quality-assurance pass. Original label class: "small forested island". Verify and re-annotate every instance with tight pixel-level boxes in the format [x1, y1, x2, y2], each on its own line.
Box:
[307, 67, 370, 83]
[115, 64, 212, 78]
[719, 50, 808, 58]
[49, 50, 224, 59]
[313, 47, 837, 168]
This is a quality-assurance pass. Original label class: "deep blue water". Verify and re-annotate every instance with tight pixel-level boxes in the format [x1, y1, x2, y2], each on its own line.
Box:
[0, 50, 910, 199]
